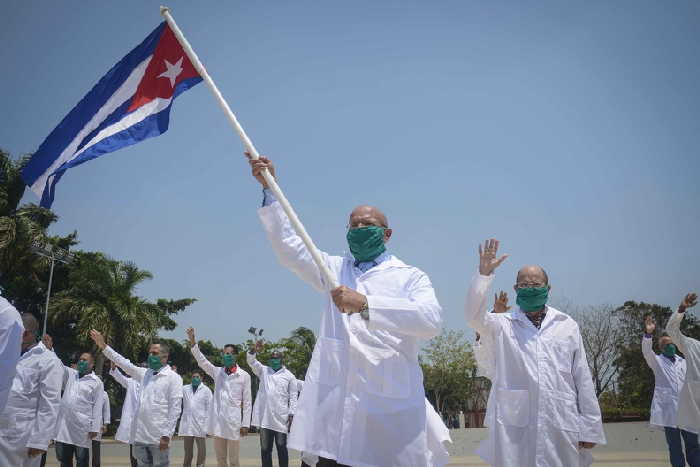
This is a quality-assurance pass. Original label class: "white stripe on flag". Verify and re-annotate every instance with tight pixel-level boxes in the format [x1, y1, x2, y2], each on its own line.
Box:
[30, 57, 152, 198]
[68, 96, 173, 163]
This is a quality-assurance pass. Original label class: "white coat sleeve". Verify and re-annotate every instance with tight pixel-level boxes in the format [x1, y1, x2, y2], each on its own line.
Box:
[0, 304, 23, 414]
[258, 201, 334, 293]
[109, 367, 130, 388]
[164, 376, 183, 438]
[666, 310, 700, 357]
[573, 327, 606, 445]
[26, 355, 64, 451]
[288, 374, 298, 416]
[246, 352, 265, 378]
[191, 344, 218, 379]
[641, 336, 659, 373]
[90, 383, 105, 433]
[366, 270, 442, 339]
[102, 390, 111, 425]
[102, 346, 147, 383]
[473, 338, 493, 380]
[464, 273, 499, 336]
[242, 372, 252, 428]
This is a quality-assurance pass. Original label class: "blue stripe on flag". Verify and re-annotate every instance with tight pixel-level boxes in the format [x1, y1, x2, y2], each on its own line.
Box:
[22, 23, 166, 187]
[39, 76, 202, 208]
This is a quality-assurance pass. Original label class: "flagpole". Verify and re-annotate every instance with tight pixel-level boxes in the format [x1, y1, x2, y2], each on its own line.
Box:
[160, 6, 338, 289]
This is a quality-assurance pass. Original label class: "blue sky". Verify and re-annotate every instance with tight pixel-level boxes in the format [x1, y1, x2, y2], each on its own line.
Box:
[2, 1, 699, 348]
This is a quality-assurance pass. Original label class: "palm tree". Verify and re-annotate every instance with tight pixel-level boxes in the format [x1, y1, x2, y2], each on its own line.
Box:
[0, 149, 76, 316]
[279, 326, 316, 379]
[50, 252, 195, 374]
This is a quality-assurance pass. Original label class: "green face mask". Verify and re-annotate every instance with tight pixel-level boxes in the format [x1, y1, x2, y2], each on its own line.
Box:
[516, 287, 549, 312]
[346, 226, 386, 263]
[77, 360, 90, 375]
[222, 354, 235, 368]
[663, 343, 678, 357]
[268, 358, 282, 371]
[191, 376, 201, 387]
[148, 354, 163, 371]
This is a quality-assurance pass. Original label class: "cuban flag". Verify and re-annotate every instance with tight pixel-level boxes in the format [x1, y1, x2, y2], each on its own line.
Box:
[22, 22, 202, 208]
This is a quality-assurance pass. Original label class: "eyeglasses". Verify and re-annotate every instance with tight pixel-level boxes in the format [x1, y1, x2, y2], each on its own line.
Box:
[515, 283, 547, 289]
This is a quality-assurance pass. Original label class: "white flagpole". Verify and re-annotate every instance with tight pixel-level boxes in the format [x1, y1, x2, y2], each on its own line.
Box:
[160, 6, 338, 289]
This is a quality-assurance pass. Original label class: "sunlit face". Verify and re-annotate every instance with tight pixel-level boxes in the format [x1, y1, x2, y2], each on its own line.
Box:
[79, 353, 94, 371]
[660, 336, 674, 350]
[348, 206, 392, 242]
[223, 346, 237, 356]
[149, 344, 168, 365]
[514, 267, 551, 292]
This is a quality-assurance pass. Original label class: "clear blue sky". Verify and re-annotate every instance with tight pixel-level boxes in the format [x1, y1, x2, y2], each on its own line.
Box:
[2, 1, 699, 348]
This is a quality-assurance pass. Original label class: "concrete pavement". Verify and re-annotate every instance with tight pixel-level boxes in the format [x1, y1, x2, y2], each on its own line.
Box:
[44, 422, 671, 466]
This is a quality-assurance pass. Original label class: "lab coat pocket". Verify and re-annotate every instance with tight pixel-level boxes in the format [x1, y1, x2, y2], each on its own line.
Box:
[365, 355, 410, 399]
[545, 338, 573, 373]
[496, 388, 529, 427]
[547, 389, 579, 432]
[308, 337, 344, 386]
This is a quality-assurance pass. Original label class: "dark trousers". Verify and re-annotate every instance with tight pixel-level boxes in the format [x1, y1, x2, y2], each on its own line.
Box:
[665, 427, 700, 467]
[91, 440, 100, 467]
[129, 444, 138, 467]
[315, 458, 351, 467]
[260, 428, 288, 467]
[55, 441, 90, 467]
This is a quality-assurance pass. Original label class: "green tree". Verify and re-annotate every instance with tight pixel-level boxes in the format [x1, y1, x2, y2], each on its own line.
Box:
[0, 149, 77, 319]
[49, 252, 195, 374]
[421, 329, 476, 416]
[278, 326, 316, 379]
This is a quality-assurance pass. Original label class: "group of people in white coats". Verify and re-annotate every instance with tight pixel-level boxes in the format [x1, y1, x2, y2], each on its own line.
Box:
[0, 312, 110, 467]
[644, 292, 700, 467]
[0, 149, 698, 467]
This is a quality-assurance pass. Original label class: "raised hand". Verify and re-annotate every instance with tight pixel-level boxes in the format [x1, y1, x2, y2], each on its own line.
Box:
[42, 334, 54, 350]
[494, 291, 511, 314]
[245, 152, 276, 188]
[254, 340, 264, 354]
[644, 316, 656, 334]
[186, 327, 196, 347]
[679, 293, 698, 313]
[89, 329, 106, 350]
[478, 239, 508, 276]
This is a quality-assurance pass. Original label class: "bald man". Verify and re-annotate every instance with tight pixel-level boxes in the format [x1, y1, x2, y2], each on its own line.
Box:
[0, 314, 63, 467]
[247, 155, 447, 467]
[464, 239, 605, 467]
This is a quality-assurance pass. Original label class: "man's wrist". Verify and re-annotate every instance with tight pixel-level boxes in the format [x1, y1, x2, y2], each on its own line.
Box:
[679, 306, 687, 314]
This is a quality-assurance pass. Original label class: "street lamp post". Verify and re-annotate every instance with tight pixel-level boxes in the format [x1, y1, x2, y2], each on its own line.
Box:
[30, 242, 74, 336]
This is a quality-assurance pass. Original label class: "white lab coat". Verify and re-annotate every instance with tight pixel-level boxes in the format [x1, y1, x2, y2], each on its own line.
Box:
[666, 311, 700, 434]
[473, 338, 496, 428]
[54, 367, 104, 448]
[0, 341, 64, 467]
[191, 344, 251, 440]
[259, 201, 447, 467]
[94, 390, 110, 441]
[642, 335, 686, 429]
[247, 352, 297, 434]
[0, 296, 23, 414]
[465, 273, 606, 467]
[103, 346, 183, 445]
[178, 383, 212, 438]
[109, 367, 141, 444]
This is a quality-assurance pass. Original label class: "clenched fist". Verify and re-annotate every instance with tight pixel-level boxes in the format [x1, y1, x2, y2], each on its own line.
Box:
[331, 286, 367, 315]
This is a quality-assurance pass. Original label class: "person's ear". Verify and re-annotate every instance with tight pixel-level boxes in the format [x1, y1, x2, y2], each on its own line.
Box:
[547, 285, 552, 292]
[383, 228, 393, 242]
[513, 285, 518, 293]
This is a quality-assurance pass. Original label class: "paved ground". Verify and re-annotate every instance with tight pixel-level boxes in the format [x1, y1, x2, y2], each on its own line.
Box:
[45, 422, 670, 466]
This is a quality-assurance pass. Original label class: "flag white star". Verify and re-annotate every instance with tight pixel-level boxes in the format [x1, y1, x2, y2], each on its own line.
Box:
[157, 57, 184, 88]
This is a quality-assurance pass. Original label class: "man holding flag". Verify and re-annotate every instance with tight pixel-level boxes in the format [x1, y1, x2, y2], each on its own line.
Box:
[246, 155, 448, 467]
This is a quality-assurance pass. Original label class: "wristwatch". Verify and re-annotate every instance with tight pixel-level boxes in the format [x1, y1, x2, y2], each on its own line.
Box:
[359, 300, 369, 321]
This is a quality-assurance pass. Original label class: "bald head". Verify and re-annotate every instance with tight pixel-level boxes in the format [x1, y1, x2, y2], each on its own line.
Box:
[22, 313, 39, 334]
[515, 265, 549, 287]
[349, 205, 389, 229]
